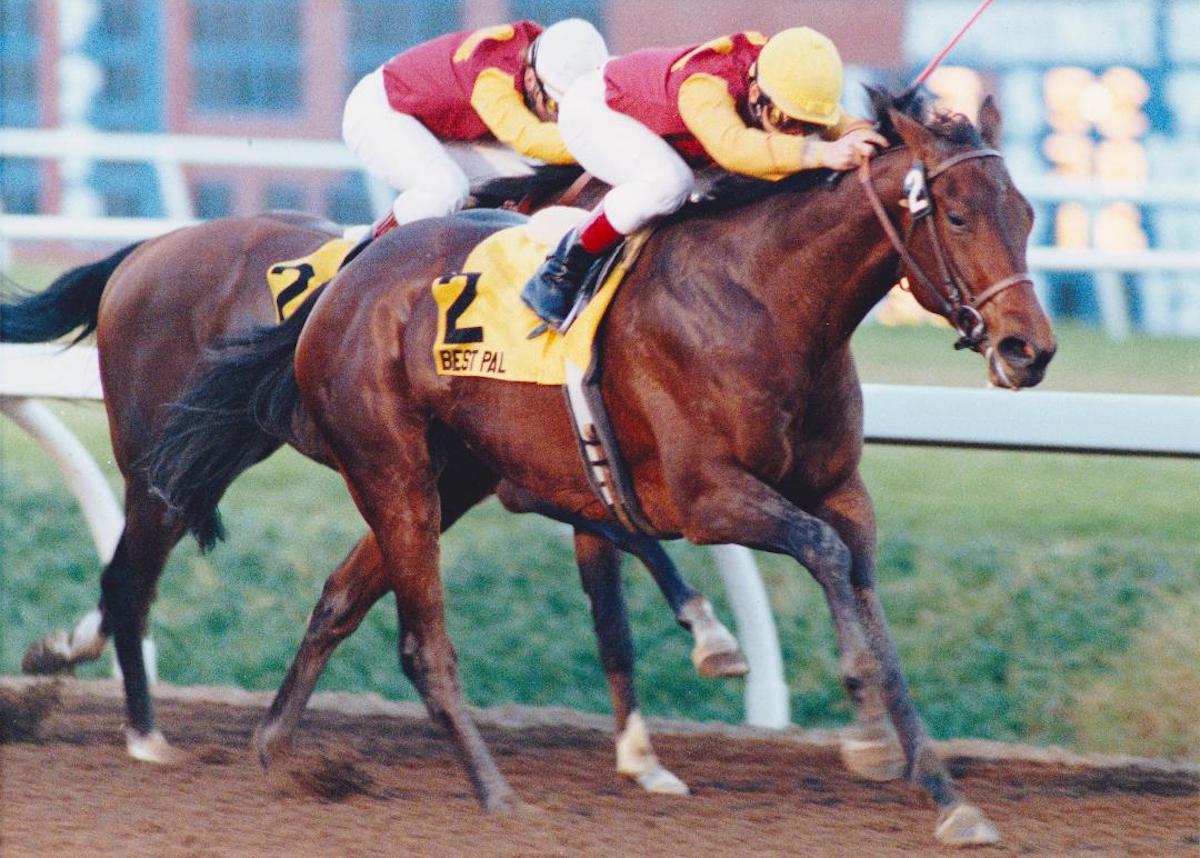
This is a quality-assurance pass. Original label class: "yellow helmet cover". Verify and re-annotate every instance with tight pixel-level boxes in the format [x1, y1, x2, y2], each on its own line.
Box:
[756, 27, 844, 126]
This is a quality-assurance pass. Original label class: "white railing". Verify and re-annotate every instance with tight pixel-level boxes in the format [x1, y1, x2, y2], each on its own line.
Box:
[0, 127, 388, 226]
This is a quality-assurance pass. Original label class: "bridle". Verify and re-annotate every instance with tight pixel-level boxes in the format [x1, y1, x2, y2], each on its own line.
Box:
[858, 148, 1033, 351]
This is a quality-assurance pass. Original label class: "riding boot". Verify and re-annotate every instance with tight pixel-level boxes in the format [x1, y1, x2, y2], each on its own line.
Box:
[521, 207, 622, 330]
[341, 210, 399, 268]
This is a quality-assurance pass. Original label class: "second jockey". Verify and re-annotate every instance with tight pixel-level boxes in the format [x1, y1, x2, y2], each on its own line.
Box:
[522, 27, 889, 329]
[343, 18, 608, 235]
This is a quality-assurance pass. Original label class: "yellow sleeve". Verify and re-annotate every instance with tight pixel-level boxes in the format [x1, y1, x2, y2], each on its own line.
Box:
[469, 67, 574, 165]
[678, 74, 824, 181]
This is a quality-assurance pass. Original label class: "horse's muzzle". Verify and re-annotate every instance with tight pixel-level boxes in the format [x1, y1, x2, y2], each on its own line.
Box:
[987, 335, 1056, 389]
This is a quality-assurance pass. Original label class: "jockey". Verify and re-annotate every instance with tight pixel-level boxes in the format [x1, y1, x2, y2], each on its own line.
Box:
[343, 18, 608, 235]
[522, 27, 889, 329]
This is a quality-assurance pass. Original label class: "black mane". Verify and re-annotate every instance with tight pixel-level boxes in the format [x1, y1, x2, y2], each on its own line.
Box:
[670, 85, 984, 222]
[471, 164, 584, 209]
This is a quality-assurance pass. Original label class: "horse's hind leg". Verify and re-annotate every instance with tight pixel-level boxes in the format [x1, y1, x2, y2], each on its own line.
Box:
[99, 488, 187, 763]
[320, 403, 516, 811]
[256, 474, 495, 764]
[254, 533, 386, 764]
[575, 531, 688, 795]
[22, 603, 109, 675]
[621, 535, 748, 678]
[388, 509, 516, 811]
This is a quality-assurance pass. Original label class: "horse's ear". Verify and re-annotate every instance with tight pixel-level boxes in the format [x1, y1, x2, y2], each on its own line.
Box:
[887, 107, 937, 158]
[977, 95, 1002, 149]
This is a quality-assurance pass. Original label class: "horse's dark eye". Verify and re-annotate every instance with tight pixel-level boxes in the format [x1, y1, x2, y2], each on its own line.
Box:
[947, 212, 968, 230]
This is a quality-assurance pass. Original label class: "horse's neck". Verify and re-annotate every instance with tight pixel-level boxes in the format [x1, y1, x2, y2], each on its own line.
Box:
[747, 163, 905, 359]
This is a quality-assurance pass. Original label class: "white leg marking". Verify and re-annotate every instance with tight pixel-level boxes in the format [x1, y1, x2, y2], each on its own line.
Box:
[615, 711, 689, 795]
[935, 803, 1001, 847]
[23, 609, 108, 674]
[679, 598, 748, 676]
[69, 609, 107, 661]
[125, 727, 188, 765]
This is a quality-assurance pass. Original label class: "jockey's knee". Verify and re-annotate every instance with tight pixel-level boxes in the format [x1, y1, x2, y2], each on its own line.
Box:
[606, 171, 693, 233]
[392, 190, 461, 224]
[653, 167, 695, 212]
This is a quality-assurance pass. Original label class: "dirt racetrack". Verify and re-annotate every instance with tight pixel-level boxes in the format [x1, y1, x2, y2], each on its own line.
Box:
[2, 678, 1197, 857]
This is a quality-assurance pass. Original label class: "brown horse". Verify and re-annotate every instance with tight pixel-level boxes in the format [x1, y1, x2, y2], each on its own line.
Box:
[150, 89, 1055, 845]
[2, 187, 743, 792]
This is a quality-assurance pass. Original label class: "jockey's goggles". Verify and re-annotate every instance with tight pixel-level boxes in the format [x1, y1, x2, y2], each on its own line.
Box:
[751, 89, 809, 134]
[524, 44, 559, 117]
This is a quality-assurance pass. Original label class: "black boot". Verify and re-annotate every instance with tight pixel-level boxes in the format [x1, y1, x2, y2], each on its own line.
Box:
[520, 229, 601, 330]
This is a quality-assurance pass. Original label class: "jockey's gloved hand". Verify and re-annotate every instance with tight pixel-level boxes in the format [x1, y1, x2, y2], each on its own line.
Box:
[819, 129, 888, 171]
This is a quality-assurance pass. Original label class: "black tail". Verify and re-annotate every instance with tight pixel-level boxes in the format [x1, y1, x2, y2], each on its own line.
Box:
[0, 242, 142, 343]
[145, 291, 317, 551]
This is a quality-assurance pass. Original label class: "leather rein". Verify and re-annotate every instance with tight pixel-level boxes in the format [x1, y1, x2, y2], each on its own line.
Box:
[857, 148, 1033, 351]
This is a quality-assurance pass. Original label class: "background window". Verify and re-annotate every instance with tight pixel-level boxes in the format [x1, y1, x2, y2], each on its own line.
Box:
[324, 174, 374, 225]
[507, 0, 605, 31]
[191, 0, 301, 113]
[194, 179, 234, 219]
[91, 163, 163, 217]
[265, 182, 305, 212]
[0, 159, 40, 214]
[346, 1, 461, 91]
[87, 0, 163, 131]
[0, 0, 40, 127]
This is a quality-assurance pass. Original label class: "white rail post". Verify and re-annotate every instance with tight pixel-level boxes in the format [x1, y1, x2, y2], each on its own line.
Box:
[0, 396, 123, 563]
[708, 544, 790, 728]
[0, 344, 157, 682]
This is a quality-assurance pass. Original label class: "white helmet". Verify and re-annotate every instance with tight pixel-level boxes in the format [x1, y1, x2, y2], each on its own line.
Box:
[532, 18, 609, 103]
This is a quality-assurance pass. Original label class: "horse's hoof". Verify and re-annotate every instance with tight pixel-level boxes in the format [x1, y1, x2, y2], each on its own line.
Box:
[481, 789, 521, 814]
[125, 728, 187, 765]
[935, 803, 1000, 847]
[252, 724, 293, 769]
[21, 632, 73, 675]
[695, 648, 750, 678]
[630, 765, 690, 796]
[840, 732, 906, 782]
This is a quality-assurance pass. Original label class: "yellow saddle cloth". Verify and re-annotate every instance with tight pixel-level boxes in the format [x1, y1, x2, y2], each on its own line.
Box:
[432, 210, 649, 385]
[266, 237, 356, 322]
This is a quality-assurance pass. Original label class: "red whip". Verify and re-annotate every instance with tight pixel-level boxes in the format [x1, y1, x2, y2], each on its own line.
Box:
[913, 0, 996, 85]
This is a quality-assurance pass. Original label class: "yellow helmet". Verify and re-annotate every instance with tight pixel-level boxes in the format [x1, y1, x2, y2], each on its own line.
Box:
[756, 27, 844, 127]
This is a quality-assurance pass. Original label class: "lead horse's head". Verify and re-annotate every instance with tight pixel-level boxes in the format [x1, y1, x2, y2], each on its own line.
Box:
[866, 88, 1056, 389]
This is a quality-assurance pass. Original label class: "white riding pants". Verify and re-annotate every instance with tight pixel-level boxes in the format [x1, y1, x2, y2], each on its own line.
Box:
[558, 68, 694, 235]
[342, 68, 539, 225]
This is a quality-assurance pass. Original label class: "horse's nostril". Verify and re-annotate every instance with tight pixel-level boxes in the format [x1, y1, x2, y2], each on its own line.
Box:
[998, 337, 1037, 368]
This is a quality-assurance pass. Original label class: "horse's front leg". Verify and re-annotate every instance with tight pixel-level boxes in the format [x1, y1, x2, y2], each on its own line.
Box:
[678, 467, 992, 847]
[574, 531, 688, 795]
[817, 474, 999, 847]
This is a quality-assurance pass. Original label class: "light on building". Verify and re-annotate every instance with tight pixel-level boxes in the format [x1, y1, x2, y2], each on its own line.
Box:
[1043, 64, 1150, 251]
[925, 66, 983, 120]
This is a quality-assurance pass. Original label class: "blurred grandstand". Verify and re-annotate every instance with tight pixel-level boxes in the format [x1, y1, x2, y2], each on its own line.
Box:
[2, 0, 1198, 335]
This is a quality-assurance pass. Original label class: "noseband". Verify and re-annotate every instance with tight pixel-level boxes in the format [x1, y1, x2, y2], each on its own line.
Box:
[858, 149, 1033, 351]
